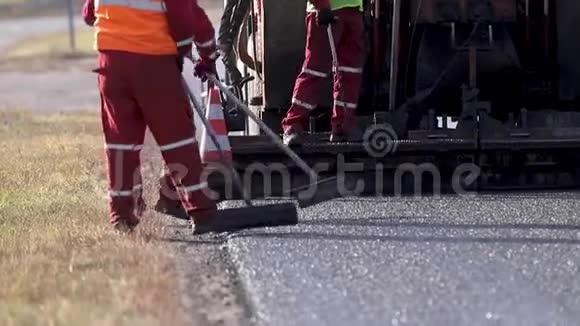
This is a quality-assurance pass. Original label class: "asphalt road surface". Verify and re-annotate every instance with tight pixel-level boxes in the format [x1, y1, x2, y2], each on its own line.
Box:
[224, 193, 580, 326]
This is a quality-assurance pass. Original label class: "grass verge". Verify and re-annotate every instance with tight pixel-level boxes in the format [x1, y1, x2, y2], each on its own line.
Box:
[0, 28, 96, 72]
[0, 0, 25, 5]
[0, 110, 184, 326]
[4, 27, 95, 58]
[0, 2, 76, 19]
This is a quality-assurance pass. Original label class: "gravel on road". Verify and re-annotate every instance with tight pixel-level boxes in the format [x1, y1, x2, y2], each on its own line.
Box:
[224, 193, 580, 326]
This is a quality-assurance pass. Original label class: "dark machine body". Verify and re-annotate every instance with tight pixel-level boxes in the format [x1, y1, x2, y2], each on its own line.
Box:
[211, 0, 580, 198]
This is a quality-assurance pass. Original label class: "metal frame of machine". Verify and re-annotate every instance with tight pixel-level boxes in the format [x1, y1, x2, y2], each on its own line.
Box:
[211, 0, 580, 199]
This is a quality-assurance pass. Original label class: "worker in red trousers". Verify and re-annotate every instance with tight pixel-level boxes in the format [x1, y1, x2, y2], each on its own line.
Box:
[282, 0, 365, 145]
[83, 0, 218, 233]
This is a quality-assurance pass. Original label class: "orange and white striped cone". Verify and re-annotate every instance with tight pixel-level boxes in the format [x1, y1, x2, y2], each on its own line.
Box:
[199, 87, 232, 164]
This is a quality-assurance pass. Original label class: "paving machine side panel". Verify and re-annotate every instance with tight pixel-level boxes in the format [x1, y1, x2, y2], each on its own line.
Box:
[260, 0, 307, 112]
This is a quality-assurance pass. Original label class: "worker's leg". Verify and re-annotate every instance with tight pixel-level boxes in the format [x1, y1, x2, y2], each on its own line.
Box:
[218, 0, 250, 85]
[131, 55, 217, 223]
[331, 8, 365, 134]
[281, 13, 335, 133]
[154, 169, 190, 220]
[159, 171, 180, 201]
[97, 51, 146, 227]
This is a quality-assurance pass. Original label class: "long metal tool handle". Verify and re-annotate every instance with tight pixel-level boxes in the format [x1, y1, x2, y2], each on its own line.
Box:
[326, 24, 347, 111]
[388, 0, 401, 112]
[206, 74, 318, 180]
[182, 79, 253, 207]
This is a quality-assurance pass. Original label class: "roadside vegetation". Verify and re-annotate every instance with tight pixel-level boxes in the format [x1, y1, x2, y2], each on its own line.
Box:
[4, 27, 95, 59]
[0, 0, 25, 5]
[0, 110, 184, 326]
[0, 27, 95, 72]
[0, 0, 79, 19]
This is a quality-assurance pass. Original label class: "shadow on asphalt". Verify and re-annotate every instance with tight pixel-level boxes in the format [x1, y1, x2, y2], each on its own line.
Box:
[332, 191, 580, 202]
[227, 216, 580, 245]
[230, 231, 580, 245]
[160, 237, 225, 245]
[302, 218, 580, 231]
[157, 216, 580, 245]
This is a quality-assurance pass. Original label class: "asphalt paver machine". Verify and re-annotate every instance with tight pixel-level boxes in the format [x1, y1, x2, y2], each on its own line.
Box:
[212, 0, 580, 199]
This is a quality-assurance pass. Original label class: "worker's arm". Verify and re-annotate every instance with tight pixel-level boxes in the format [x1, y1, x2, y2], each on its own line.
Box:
[82, 0, 96, 26]
[164, 0, 217, 59]
[191, 1, 218, 59]
[310, 0, 331, 9]
[311, 0, 336, 25]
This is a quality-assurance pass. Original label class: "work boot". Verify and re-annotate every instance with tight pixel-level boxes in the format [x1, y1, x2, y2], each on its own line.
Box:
[191, 219, 218, 235]
[154, 195, 189, 220]
[329, 124, 363, 143]
[190, 208, 219, 235]
[283, 125, 304, 146]
[113, 218, 139, 234]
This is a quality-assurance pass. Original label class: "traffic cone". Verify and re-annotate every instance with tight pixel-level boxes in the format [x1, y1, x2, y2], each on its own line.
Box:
[200, 87, 232, 163]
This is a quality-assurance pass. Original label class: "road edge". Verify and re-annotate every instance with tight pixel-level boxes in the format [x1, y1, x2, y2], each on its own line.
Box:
[163, 220, 257, 326]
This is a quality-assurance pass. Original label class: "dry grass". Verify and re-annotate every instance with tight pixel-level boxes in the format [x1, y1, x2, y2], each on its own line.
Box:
[0, 0, 79, 19]
[0, 3, 67, 19]
[4, 27, 95, 58]
[0, 110, 184, 326]
[0, 0, 24, 5]
[0, 27, 96, 72]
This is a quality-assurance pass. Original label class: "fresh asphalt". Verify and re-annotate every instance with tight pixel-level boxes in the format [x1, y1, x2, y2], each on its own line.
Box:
[223, 192, 580, 325]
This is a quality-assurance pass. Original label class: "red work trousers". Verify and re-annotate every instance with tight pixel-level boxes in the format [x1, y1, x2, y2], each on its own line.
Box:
[97, 50, 216, 226]
[282, 8, 364, 133]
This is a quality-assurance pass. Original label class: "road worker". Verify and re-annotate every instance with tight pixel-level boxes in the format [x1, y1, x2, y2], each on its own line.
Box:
[218, 0, 251, 85]
[82, 0, 219, 233]
[282, 0, 365, 145]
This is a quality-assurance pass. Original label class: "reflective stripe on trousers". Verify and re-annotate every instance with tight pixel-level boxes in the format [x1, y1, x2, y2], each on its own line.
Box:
[109, 184, 143, 197]
[334, 66, 363, 74]
[159, 137, 197, 152]
[303, 68, 328, 78]
[334, 100, 357, 109]
[105, 143, 143, 151]
[291, 97, 316, 110]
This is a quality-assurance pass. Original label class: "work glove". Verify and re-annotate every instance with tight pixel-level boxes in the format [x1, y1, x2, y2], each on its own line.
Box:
[194, 55, 218, 82]
[316, 7, 337, 26]
[82, 0, 96, 26]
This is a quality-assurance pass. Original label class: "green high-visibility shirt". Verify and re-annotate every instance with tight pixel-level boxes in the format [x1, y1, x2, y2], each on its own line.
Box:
[306, 0, 363, 12]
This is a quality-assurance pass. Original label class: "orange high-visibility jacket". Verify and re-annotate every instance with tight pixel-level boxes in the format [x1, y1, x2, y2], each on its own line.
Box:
[92, 0, 216, 56]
